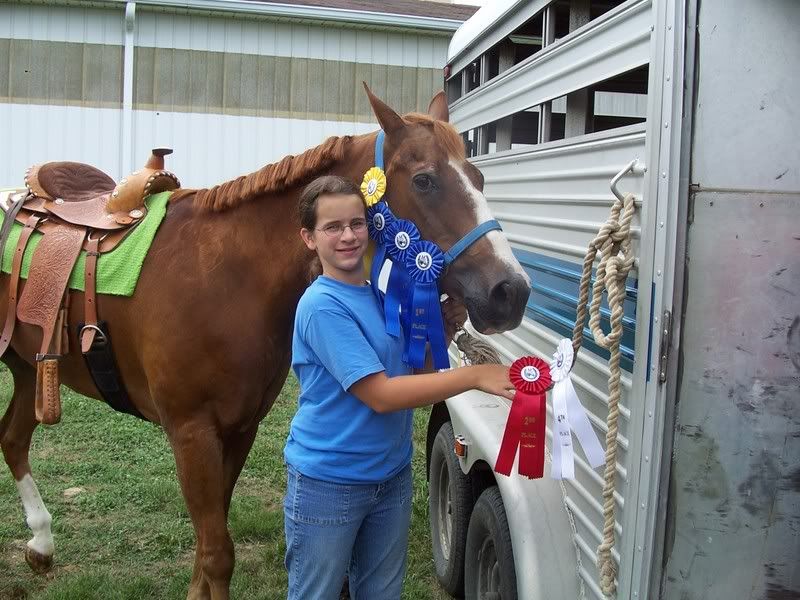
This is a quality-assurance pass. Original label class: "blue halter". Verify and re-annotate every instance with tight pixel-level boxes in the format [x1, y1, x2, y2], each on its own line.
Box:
[367, 131, 502, 370]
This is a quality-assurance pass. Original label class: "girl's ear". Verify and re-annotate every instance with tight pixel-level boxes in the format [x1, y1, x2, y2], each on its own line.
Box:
[300, 228, 317, 250]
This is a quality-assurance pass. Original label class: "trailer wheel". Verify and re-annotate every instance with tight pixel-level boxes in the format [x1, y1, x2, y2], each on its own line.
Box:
[464, 486, 517, 600]
[429, 421, 473, 596]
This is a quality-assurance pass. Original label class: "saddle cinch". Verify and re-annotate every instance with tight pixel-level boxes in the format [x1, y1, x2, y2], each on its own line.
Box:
[0, 149, 180, 424]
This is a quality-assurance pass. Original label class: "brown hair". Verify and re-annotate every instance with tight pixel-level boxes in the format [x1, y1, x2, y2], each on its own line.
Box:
[298, 175, 364, 230]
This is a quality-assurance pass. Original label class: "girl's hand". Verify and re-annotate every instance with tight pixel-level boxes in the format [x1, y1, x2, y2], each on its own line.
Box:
[471, 364, 515, 400]
[441, 297, 468, 343]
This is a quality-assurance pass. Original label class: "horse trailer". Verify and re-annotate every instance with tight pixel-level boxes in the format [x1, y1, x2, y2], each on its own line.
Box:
[426, 1, 799, 599]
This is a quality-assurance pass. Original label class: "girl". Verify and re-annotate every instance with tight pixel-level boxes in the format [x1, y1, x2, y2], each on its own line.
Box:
[284, 175, 514, 600]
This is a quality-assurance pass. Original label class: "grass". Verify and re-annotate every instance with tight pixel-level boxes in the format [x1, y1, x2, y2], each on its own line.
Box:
[0, 365, 450, 600]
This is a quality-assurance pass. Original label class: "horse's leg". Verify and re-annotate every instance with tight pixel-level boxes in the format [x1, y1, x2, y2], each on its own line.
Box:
[0, 352, 55, 573]
[169, 418, 235, 600]
[222, 425, 259, 517]
[182, 424, 258, 600]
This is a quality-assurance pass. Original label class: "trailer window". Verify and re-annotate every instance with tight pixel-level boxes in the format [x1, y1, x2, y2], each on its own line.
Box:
[450, 0, 645, 156]
[464, 64, 647, 157]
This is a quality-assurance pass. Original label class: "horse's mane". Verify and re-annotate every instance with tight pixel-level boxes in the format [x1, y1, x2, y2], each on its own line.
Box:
[170, 134, 354, 212]
[171, 113, 465, 213]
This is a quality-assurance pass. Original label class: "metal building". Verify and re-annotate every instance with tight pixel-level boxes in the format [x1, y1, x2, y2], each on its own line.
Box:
[0, 0, 476, 187]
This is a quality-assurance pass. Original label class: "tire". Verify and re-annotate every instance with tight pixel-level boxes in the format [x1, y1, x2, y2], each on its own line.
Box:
[464, 487, 517, 600]
[428, 422, 474, 597]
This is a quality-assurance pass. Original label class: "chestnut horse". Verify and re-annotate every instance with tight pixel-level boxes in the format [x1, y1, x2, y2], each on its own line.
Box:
[0, 87, 530, 599]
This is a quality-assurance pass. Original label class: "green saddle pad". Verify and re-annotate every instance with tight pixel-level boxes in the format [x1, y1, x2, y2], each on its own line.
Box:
[0, 191, 172, 297]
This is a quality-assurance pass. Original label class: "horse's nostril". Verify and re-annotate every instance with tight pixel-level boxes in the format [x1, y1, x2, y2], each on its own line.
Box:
[490, 281, 513, 307]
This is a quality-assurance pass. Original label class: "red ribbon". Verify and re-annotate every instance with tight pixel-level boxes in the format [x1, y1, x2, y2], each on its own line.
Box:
[495, 356, 552, 479]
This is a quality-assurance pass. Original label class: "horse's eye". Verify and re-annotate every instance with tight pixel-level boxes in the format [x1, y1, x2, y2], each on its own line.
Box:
[413, 174, 435, 194]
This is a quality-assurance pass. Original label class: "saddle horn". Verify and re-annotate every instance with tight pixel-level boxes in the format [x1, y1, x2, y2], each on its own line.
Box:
[145, 148, 174, 171]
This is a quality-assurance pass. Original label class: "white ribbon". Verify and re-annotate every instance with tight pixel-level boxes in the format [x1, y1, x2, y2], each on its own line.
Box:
[550, 339, 605, 479]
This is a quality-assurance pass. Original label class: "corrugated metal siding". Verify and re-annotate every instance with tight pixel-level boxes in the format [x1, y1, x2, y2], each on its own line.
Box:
[0, 104, 123, 181]
[0, 2, 449, 186]
[1, 39, 123, 107]
[130, 110, 376, 188]
[0, 3, 124, 44]
[131, 47, 440, 120]
[134, 11, 449, 68]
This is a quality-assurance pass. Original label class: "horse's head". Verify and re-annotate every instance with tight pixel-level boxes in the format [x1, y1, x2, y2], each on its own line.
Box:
[364, 84, 530, 334]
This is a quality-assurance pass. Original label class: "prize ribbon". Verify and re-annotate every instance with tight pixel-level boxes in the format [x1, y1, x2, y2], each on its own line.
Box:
[380, 219, 419, 337]
[495, 356, 551, 479]
[367, 202, 395, 243]
[361, 167, 386, 207]
[367, 202, 396, 300]
[403, 240, 449, 370]
[550, 339, 605, 479]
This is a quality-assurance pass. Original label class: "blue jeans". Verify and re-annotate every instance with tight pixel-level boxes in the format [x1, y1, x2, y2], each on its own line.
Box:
[284, 463, 413, 600]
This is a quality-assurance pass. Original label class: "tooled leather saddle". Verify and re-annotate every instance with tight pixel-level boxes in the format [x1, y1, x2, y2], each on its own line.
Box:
[0, 149, 180, 424]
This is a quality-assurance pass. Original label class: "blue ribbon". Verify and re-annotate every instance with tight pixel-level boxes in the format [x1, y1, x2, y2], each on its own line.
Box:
[369, 244, 387, 302]
[384, 219, 420, 263]
[381, 220, 418, 338]
[367, 202, 396, 301]
[405, 239, 444, 283]
[384, 260, 410, 338]
[367, 202, 395, 243]
[404, 241, 450, 370]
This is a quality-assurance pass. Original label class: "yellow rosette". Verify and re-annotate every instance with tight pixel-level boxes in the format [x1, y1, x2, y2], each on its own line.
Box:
[361, 167, 387, 207]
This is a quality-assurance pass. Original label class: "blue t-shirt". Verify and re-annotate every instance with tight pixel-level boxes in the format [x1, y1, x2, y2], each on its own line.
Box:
[284, 275, 413, 484]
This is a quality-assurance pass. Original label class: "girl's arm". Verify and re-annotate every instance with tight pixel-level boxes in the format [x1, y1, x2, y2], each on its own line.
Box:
[349, 363, 514, 414]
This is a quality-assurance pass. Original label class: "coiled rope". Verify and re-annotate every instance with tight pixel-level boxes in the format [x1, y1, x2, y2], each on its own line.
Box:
[571, 192, 637, 597]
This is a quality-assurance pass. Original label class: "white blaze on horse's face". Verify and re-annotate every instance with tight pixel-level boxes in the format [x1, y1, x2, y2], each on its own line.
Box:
[16, 474, 55, 557]
[449, 160, 530, 284]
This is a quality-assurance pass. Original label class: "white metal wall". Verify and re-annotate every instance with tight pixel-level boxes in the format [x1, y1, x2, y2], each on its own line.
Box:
[0, 2, 450, 188]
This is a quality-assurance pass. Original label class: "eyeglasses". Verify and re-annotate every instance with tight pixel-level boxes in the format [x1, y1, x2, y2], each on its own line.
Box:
[316, 218, 368, 237]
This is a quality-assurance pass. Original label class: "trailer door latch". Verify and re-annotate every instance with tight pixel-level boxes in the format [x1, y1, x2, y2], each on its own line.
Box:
[658, 310, 672, 384]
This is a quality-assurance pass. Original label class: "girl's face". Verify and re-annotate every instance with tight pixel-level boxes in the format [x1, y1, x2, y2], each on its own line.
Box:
[300, 193, 368, 285]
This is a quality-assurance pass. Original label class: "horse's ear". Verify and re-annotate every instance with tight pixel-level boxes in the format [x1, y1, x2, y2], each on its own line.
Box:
[363, 82, 405, 135]
[427, 91, 449, 122]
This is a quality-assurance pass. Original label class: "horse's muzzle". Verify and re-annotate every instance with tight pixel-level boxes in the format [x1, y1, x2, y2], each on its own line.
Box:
[464, 273, 530, 334]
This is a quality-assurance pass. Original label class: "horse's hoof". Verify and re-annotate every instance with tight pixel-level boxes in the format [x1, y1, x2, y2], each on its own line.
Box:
[24, 546, 53, 574]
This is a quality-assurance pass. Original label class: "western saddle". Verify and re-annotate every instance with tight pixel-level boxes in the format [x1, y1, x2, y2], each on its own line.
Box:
[0, 149, 180, 424]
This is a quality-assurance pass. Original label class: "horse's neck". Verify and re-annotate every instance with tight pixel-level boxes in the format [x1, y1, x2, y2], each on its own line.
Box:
[228, 134, 376, 288]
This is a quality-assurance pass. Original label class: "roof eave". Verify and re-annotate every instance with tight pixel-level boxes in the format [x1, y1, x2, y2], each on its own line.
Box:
[82, 0, 465, 32]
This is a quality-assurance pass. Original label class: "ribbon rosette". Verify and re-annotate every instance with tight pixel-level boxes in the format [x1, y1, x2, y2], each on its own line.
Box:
[361, 166, 387, 207]
[550, 339, 605, 479]
[495, 356, 551, 479]
[403, 240, 450, 370]
[367, 201, 396, 243]
[380, 219, 419, 338]
[367, 202, 397, 302]
[383, 219, 420, 263]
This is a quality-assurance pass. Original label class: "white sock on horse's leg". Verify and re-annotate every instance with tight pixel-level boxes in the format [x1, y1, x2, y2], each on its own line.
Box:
[16, 473, 54, 557]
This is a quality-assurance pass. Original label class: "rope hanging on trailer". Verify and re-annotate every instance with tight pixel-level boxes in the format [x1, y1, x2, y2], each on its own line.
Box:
[571, 192, 637, 597]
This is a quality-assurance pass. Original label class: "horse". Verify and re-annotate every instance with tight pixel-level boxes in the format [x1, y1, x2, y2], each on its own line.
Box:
[0, 86, 530, 600]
